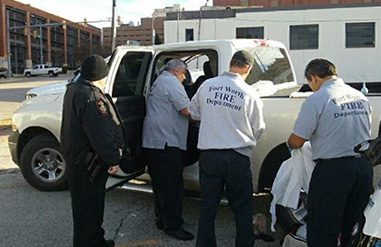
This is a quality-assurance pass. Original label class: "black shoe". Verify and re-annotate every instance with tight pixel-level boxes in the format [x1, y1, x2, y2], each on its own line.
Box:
[105, 240, 115, 247]
[163, 227, 194, 241]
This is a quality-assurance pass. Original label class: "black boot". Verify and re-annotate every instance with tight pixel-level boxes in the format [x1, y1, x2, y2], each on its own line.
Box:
[163, 227, 194, 241]
[105, 240, 115, 247]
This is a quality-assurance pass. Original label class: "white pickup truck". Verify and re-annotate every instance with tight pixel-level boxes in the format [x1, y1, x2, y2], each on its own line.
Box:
[23, 64, 62, 77]
[8, 39, 381, 196]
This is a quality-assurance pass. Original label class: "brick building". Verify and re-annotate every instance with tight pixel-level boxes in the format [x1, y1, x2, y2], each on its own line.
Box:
[0, 0, 101, 73]
[213, 0, 381, 7]
[103, 17, 165, 47]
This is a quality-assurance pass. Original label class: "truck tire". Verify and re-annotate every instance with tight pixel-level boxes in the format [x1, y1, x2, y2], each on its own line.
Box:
[25, 72, 31, 77]
[48, 71, 54, 77]
[19, 134, 68, 191]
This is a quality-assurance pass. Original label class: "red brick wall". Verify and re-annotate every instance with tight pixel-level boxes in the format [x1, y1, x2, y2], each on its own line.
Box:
[250, 0, 272, 7]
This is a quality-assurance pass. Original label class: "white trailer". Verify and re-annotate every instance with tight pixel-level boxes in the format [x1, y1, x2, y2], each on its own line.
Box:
[164, 4, 381, 84]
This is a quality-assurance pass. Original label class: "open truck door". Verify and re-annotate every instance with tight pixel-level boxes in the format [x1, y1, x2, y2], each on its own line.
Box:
[105, 48, 154, 190]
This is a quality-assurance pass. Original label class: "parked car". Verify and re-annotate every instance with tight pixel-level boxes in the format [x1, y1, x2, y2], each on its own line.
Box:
[0, 67, 8, 78]
[23, 64, 62, 77]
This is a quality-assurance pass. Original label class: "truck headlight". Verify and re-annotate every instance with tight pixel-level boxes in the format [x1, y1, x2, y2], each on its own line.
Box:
[12, 123, 18, 132]
[26, 93, 37, 99]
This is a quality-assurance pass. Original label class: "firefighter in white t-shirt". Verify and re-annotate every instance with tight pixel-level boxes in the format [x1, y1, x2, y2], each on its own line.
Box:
[190, 50, 265, 247]
[287, 58, 373, 247]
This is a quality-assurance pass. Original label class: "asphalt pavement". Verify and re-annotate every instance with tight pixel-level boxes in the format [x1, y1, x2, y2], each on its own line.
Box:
[0, 170, 281, 247]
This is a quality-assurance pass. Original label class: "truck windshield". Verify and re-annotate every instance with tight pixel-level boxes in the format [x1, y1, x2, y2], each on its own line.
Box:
[245, 46, 294, 85]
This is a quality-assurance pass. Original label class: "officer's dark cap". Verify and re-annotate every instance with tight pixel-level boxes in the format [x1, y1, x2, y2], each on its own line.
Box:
[231, 50, 254, 66]
[81, 54, 109, 81]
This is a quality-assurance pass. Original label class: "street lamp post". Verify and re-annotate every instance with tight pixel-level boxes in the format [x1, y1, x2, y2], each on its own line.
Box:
[31, 15, 44, 64]
[6, 9, 12, 77]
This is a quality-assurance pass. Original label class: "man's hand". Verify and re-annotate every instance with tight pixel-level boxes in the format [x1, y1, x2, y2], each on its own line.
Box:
[108, 165, 120, 174]
[180, 107, 190, 117]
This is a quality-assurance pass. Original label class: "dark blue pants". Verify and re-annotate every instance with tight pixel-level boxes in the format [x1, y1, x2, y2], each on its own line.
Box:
[197, 149, 255, 247]
[307, 157, 373, 247]
[146, 146, 184, 230]
[68, 161, 109, 247]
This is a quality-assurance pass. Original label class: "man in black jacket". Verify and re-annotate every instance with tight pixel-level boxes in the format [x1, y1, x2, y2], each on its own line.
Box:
[61, 55, 122, 247]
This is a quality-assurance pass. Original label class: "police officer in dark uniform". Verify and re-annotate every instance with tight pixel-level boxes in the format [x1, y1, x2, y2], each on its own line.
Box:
[61, 55, 123, 247]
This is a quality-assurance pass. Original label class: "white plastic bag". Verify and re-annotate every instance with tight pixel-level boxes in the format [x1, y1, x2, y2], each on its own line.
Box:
[270, 142, 314, 231]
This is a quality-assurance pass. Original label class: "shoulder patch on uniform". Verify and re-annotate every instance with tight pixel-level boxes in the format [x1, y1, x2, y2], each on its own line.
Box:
[96, 99, 108, 116]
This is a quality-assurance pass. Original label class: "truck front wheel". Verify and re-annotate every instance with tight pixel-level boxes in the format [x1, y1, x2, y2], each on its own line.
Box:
[48, 71, 54, 77]
[19, 135, 68, 191]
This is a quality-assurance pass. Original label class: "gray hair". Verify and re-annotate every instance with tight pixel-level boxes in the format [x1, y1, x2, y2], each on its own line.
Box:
[164, 59, 187, 71]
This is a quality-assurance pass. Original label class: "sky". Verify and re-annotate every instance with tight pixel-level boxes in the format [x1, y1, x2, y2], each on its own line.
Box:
[16, 0, 211, 28]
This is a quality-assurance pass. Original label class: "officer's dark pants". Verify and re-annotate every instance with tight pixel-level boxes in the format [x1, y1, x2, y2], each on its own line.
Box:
[197, 149, 254, 247]
[307, 157, 373, 247]
[145, 146, 184, 230]
[68, 161, 109, 247]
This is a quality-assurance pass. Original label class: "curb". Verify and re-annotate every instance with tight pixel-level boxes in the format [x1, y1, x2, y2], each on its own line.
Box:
[0, 119, 12, 131]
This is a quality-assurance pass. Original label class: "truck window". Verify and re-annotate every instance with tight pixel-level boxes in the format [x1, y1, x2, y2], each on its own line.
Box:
[245, 47, 294, 85]
[112, 52, 151, 97]
[150, 50, 218, 85]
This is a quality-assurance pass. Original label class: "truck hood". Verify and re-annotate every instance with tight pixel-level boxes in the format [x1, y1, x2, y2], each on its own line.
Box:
[26, 81, 68, 99]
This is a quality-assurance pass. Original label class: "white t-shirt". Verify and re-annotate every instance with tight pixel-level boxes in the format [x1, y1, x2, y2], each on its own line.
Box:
[293, 78, 372, 160]
[190, 71, 265, 155]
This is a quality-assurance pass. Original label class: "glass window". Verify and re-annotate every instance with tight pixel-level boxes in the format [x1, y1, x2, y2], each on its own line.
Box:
[290, 25, 318, 50]
[245, 46, 295, 85]
[112, 52, 151, 97]
[236, 27, 264, 39]
[346, 22, 375, 48]
[185, 29, 194, 41]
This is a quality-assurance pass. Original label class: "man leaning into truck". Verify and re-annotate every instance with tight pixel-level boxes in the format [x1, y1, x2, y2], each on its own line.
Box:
[190, 50, 266, 247]
[142, 59, 194, 241]
[61, 55, 122, 247]
[287, 58, 373, 247]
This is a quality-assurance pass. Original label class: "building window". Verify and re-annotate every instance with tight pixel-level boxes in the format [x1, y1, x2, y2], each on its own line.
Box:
[186, 29, 194, 41]
[346, 22, 375, 48]
[236, 27, 264, 39]
[290, 25, 318, 50]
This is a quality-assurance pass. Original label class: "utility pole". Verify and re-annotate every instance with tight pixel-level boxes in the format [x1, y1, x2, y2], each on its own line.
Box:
[152, 15, 156, 45]
[111, 0, 117, 52]
[198, 0, 209, 41]
[6, 9, 12, 77]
